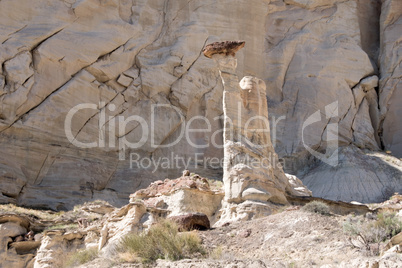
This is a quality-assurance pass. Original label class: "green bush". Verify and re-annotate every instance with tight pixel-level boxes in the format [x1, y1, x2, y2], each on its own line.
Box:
[343, 212, 402, 255]
[375, 212, 402, 238]
[65, 248, 98, 267]
[119, 220, 206, 263]
[302, 201, 331, 215]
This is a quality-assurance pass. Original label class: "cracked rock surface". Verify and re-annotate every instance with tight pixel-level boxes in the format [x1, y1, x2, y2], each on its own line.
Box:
[0, 0, 401, 208]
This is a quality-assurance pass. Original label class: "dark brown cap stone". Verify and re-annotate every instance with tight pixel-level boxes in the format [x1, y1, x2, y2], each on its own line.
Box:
[203, 40, 245, 58]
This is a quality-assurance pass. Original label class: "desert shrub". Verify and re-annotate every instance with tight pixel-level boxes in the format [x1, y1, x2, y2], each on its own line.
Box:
[64, 248, 98, 267]
[302, 201, 330, 215]
[343, 212, 402, 255]
[118, 220, 206, 263]
[207, 179, 224, 191]
[343, 216, 362, 236]
[375, 212, 402, 238]
[209, 246, 223, 260]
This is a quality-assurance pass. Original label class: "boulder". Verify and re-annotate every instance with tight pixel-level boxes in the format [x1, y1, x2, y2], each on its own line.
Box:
[384, 232, 402, 253]
[9, 241, 41, 255]
[286, 174, 313, 197]
[34, 230, 88, 268]
[130, 173, 224, 226]
[0, 215, 34, 268]
[169, 213, 210, 231]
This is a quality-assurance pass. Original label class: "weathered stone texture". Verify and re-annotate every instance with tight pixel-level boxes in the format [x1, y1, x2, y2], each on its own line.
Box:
[379, 0, 402, 158]
[0, 0, 400, 207]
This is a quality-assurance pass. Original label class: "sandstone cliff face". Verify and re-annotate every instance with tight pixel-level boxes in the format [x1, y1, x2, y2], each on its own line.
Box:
[0, 0, 401, 208]
[379, 0, 402, 158]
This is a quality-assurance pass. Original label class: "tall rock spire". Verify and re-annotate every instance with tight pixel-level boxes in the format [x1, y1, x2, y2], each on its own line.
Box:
[204, 41, 311, 224]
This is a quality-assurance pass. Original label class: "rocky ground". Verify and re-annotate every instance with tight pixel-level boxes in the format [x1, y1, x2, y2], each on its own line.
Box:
[1, 194, 401, 268]
[80, 209, 402, 268]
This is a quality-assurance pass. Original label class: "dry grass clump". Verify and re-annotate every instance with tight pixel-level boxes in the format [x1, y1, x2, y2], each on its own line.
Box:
[64, 248, 99, 267]
[118, 220, 206, 264]
[73, 199, 112, 210]
[0, 200, 112, 222]
[55, 199, 112, 224]
[302, 201, 331, 215]
[0, 203, 62, 220]
[207, 179, 224, 191]
[208, 245, 223, 260]
[45, 223, 79, 231]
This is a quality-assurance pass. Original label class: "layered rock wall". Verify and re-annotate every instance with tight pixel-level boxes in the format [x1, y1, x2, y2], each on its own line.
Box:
[379, 0, 402, 158]
[0, 0, 401, 207]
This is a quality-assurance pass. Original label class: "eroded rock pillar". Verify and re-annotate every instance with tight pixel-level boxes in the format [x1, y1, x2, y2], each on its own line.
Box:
[203, 41, 310, 224]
